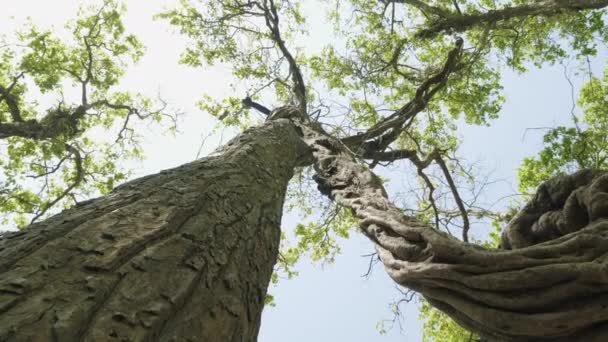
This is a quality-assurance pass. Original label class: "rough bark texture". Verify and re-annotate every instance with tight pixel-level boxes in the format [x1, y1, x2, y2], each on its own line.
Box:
[300, 115, 608, 341]
[0, 120, 308, 342]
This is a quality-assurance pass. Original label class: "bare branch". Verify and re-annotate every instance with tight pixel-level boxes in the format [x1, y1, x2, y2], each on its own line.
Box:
[452, 0, 462, 15]
[242, 96, 271, 115]
[96, 98, 176, 143]
[30, 144, 84, 223]
[27, 156, 70, 180]
[361, 252, 380, 278]
[380, 0, 451, 18]
[435, 154, 470, 242]
[261, 0, 307, 112]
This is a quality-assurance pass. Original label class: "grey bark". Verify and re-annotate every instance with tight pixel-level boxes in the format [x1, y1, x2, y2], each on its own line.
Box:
[0, 120, 309, 342]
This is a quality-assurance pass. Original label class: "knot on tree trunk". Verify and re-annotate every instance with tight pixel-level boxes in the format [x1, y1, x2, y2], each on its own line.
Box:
[502, 169, 608, 249]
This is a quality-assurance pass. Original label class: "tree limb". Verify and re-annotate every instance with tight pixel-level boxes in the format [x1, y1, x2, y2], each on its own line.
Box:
[360, 148, 416, 162]
[0, 99, 171, 141]
[452, 0, 462, 15]
[0, 73, 25, 122]
[411, 0, 608, 39]
[261, 0, 307, 112]
[342, 38, 463, 152]
[435, 154, 470, 242]
[302, 112, 608, 340]
[242, 96, 271, 115]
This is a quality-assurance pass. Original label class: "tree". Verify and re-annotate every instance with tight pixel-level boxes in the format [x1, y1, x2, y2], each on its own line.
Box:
[0, 1, 175, 226]
[418, 64, 608, 340]
[2, 0, 608, 341]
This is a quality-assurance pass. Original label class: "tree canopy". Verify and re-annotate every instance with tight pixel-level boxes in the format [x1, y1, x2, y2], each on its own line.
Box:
[0, 1, 175, 226]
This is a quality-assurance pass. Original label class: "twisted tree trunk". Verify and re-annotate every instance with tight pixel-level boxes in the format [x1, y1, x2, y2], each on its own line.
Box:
[303, 116, 608, 341]
[0, 120, 308, 342]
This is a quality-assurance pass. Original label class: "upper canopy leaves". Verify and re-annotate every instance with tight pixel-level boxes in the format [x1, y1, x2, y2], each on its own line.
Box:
[518, 61, 608, 193]
[0, 0, 175, 225]
[161, 0, 608, 253]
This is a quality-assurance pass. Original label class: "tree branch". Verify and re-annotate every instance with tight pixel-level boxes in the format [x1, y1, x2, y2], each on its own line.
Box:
[414, 0, 608, 39]
[361, 138, 470, 239]
[342, 38, 463, 152]
[242, 96, 271, 115]
[360, 148, 416, 162]
[302, 110, 608, 340]
[0, 98, 170, 141]
[30, 144, 84, 223]
[435, 154, 470, 242]
[452, 0, 462, 15]
[261, 0, 307, 112]
[0, 73, 25, 122]
[27, 156, 70, 180]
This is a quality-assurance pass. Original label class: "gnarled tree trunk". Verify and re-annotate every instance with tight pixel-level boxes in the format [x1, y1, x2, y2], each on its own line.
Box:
[0, 120, 308, 342]
[304, 117, 608, 341]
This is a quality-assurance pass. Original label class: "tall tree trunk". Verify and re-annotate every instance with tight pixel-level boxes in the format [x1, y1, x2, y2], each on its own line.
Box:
[0, 120, 308, 342]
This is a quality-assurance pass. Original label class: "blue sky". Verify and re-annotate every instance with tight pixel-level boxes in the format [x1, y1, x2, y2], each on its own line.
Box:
[1, 1, 606, 341]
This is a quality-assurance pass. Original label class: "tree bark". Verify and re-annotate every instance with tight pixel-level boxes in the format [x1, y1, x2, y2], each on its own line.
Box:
[0, 120, 308, 342]
[300, 116, 608, 341]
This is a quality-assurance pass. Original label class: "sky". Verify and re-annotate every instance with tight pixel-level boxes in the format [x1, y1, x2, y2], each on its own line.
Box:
[1, 1, 606, 341]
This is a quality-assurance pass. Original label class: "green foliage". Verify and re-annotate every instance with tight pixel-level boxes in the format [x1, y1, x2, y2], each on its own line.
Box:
[158, 0, 307, 126]
[16, 2, 143, 94]
[291, 205, 356, 262]
[0, 1, 173, 225]
[318, 0, 506, 132]
[264, 293, 276, 307]
[419, 300, 476, 342]
[518, 63, 608, 192]
[196, 94, 252, 128]
[274, 188, 358, 280]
